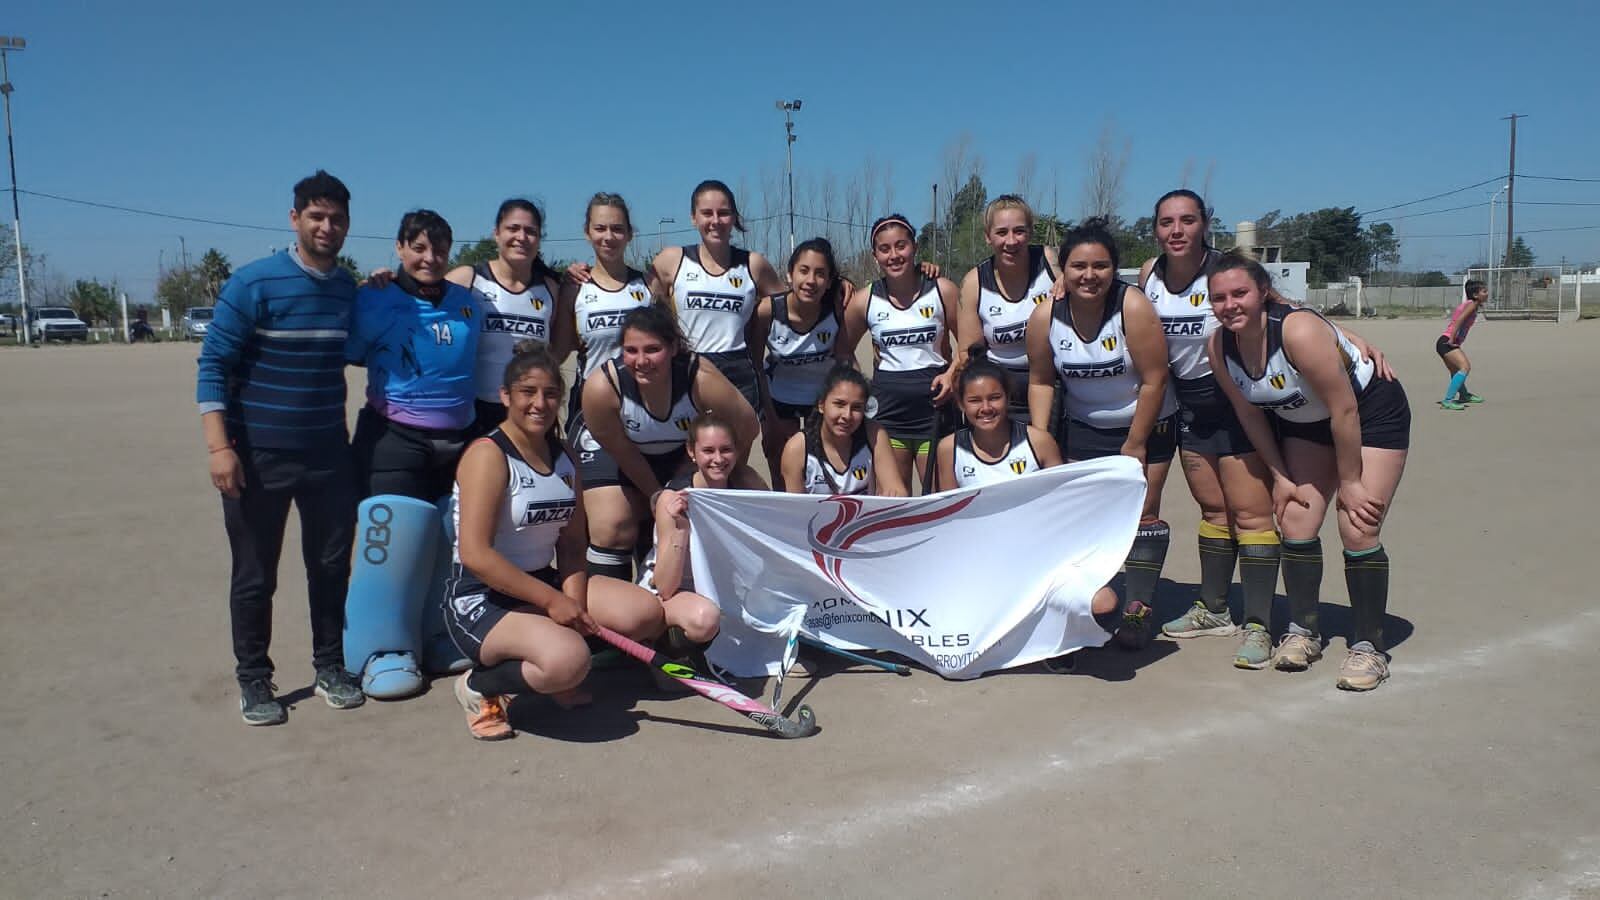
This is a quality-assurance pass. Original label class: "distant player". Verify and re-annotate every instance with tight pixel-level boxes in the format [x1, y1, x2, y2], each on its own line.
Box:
[1437, 279, 1487, 410]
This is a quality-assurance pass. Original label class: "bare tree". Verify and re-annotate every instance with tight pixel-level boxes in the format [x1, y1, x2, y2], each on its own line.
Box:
[1082, 119, 1132, 221]
[1015, 153, 1038, 203]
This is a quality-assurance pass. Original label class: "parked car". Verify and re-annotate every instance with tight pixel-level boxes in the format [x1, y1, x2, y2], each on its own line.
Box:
[0, 313, 17, 335]
[29, 307, 90, 343]
[181, 306, 215, 341]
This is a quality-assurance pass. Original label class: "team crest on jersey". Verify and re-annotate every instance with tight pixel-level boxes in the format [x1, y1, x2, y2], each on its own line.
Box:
[851, 466, 867, 480]
[534, 298, 545, 311]
[675, 417, 692, 431]
[1033, 292, 1049, 305]
[629, 289, 646, 301]
[1269, 373, 1287, 390]
[818, 330, 833, 344]
[1009, 460, 1027, 475]
[559, 473, 573, 488]
[1101, 336, 1118, 352]
[918, 306, 935, 319]
[462, 306, 473, 319]
[729, 276, 744, 288]
[1189, 292, 1206, 307]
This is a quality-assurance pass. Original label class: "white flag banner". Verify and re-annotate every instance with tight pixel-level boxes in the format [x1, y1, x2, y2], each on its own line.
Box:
[688, 456, 1147, 680]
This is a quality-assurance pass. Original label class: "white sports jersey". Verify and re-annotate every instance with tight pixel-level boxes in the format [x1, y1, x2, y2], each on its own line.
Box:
[1143, 249, 1221, 381]
[673, 245, 757, 353]
[976, 247, 1055, 371]
[765, 291, 841, 406]
[609, 354, 700, 454]
[1221, 304, 1374, 424]
[952, 421, 1041, 487]
[574, 271, 653, 382]
[1048, 283, 1176, 428]
[867, 278, 946, 373]
[802, 433, 873, 495]
[450, 430, 577, 589]
[473, 263, 556, 403]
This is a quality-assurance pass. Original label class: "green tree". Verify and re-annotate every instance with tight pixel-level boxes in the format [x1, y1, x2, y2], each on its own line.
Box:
[1364, 222, 1400, 275]
[1504, 236, 1535, 268]
[1270, 207, 1367, 284]
[69, 279, 118, 326]
[0, 223, 43, 307]
[157, 267, 210, 315]
[1415, 270, 1451, 287]
[198, 249, 232, 298]
[452, 237, 497, 268]
[336, 254, 363, 283]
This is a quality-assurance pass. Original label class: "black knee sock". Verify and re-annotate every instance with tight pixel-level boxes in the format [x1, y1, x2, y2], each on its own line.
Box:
[1281, 537, 1323, 636]
[1123, 519, 1170, 608]
[1197, 524, 1238, 613]
[1343, 545, 1390, 652]
[468, 659, 534, 696]
[586, 544, 633, 581]
[1093, 608, 1123, 632]
[1236, 531, 1281, 629]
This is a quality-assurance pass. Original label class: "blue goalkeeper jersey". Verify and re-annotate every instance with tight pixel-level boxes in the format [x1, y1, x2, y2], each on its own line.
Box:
[346, 280, 480, 431]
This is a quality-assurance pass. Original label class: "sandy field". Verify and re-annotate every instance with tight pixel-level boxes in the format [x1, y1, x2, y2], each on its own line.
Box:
[2, 318, 1598, 899]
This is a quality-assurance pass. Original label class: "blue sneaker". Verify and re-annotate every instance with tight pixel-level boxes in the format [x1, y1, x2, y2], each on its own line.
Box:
[1233, 624, 1273, 670]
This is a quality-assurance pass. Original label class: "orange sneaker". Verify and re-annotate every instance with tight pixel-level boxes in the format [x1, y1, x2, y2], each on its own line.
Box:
[454, 672, 514, 741]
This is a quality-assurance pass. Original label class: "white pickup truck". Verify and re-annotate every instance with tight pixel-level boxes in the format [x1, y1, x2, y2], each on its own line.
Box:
[29, 307, 90, 343]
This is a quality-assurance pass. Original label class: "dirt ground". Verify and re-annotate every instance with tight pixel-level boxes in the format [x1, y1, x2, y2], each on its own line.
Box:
[3, 318, 1598, 900]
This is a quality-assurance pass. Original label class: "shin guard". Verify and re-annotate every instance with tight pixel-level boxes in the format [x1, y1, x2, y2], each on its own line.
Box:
[1197, 520, 1238, 613]
[422, 497, 469, 676]
[1344, 545, 1390, 652]
[1236, 531, 1281, 629]
[1124, 518, 1171, 608]
[344, 495, 438, 699]
[1281, 537, 1324, 636]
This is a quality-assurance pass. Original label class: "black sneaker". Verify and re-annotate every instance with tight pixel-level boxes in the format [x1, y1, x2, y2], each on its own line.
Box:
[314, 666, 366, 710]
[240, 679, 286, 726]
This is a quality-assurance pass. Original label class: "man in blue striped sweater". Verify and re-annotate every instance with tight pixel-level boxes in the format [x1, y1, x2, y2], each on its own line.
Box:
[197, 171, 367, 725]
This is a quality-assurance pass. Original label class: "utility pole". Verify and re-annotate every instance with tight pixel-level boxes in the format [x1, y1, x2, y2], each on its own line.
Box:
[930, 184, 939, 269]
[1, 36, 29, 345]
[776, 100, 801, 256]
[1502, 113, 1525, 266]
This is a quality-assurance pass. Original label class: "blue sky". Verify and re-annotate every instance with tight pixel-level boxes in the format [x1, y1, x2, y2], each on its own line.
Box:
[6, 0, 1598, 300]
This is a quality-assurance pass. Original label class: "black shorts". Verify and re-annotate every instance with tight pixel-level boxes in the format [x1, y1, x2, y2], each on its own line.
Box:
[1174, 374, 1254, 457]
[445, 567, 561, 667]
[1064, 413, 1179, 464]
[1273, 376, 1412, 451]
[351, 406, 471, 502]
[570, 419, 689, 492]
[1435, 336, 1459, 359]
[871, 366, 944, 441]
[702, 350, 764, 420]
[470, 399, 507, 440]
[769, 398, 813, 423]
[998, 365, 1034, 425]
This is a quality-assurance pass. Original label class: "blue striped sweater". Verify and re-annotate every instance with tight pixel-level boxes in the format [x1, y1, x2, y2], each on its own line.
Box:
[195, 250, 356, 449]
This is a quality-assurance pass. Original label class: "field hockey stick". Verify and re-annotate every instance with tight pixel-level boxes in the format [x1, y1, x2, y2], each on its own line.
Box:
[921, 396, 946, 495]
[771, 628, 801, 711]
[799, 635, 912, 675]
[594, 626, 819, 739]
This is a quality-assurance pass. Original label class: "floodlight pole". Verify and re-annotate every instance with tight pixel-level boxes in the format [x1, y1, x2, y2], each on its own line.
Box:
[1, 37, 29, 345]
[777, 99, 801, 255]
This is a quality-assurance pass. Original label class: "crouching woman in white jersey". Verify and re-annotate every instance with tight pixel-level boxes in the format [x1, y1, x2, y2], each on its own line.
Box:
[936, 346, 1063, 488]
[1026, 218, 1176, 649]
[780, 365, 907, 497]
[640, 413, 768, 663]
[1208, 252, 1410, 691]
[446, 342, 666, 741]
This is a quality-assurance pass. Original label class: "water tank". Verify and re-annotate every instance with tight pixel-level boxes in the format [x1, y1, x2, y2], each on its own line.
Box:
[1235, 220, 1257, 255]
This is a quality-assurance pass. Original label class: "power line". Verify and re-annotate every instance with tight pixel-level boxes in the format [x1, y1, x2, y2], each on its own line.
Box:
[1354, 176, 1504, 217]
[1401, 222, 1600, 239]
[1521, 174, 1600, 183]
